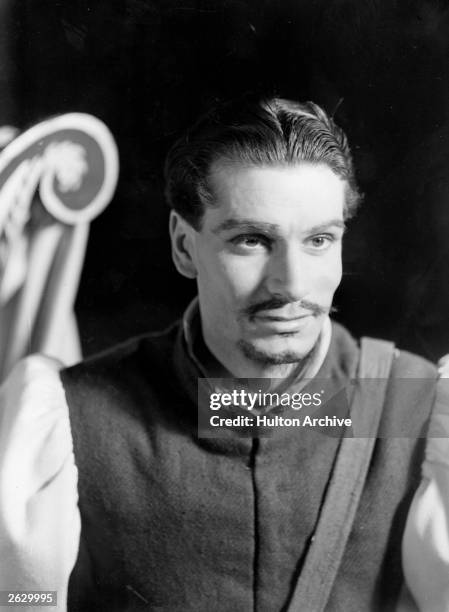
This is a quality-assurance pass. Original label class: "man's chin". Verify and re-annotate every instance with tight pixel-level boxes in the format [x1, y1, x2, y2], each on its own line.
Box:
[237, 336, 317, 366]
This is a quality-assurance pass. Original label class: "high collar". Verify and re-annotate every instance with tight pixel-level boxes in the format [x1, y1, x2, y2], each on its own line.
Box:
[173, 298, 359, 451]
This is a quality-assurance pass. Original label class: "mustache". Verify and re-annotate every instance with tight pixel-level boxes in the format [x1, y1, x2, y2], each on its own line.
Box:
[243, 296, 333, 319]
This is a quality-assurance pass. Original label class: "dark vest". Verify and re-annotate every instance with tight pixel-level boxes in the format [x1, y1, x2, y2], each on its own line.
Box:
[63, 321, 437, 612]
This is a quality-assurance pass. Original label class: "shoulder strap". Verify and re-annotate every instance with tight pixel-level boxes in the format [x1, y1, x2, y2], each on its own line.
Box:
[286, 338, 396, 612]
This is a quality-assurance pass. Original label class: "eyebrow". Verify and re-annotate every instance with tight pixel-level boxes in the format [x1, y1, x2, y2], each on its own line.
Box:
[306, 219, 346, 233]
[211, 218, 346, 235]
[212, 219, 280, 234]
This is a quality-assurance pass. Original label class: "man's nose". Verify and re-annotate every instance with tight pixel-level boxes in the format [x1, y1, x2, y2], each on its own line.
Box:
[265, 245, 309, 301]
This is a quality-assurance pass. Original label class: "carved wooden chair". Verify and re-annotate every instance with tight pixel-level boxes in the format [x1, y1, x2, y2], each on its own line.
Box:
[0, 114, 119, 380]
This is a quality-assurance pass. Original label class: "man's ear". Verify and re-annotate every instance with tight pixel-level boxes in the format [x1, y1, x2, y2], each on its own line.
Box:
[169, 211, 198, 279]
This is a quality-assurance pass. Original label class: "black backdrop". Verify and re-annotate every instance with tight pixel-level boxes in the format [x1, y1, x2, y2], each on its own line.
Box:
[5, 0, 449, 359]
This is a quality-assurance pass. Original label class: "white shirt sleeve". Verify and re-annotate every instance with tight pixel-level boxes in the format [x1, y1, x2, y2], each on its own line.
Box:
[0, 355, 80, 611]
[402, 361, 449, 612]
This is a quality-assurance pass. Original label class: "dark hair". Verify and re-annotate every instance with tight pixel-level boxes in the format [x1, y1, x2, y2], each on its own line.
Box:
[164, 97, 360, 229]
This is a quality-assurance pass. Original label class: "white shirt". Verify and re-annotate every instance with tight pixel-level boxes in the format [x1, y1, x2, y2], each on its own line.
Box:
[0, 356, 80, 611]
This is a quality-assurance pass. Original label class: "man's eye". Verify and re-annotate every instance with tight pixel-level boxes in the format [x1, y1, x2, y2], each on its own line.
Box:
[230, 234, 270, 249]
[307, 234, 334, 250]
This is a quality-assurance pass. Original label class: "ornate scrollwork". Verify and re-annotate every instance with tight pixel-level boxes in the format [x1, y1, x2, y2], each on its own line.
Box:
[0, 113, 119, 375]
[0, 113, 119, 228]
[0, 113, 119, 302]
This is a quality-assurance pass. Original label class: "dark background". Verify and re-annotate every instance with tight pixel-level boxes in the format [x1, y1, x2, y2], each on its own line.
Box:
[2, 0, 449, 360]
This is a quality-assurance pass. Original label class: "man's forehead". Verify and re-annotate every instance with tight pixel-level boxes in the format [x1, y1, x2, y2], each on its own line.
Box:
[205, 162, 346, 230]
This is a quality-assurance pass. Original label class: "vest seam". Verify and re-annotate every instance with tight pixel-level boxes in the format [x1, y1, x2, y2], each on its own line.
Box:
[250, 437, 260, 612]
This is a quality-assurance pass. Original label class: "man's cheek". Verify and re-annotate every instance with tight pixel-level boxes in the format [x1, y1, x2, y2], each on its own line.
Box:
[323, 251, 342, 285]
[218, 256, 264, 297]
[315, 262, 342, 300]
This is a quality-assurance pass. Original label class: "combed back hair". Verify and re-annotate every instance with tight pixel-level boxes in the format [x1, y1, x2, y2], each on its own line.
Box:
[164, 97, 360, 229]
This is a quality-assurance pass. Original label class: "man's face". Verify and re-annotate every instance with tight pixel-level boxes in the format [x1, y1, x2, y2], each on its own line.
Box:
[184, 162, 346, 374]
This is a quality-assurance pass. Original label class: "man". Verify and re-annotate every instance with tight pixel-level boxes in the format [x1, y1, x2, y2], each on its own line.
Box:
[0, 97, 448, 611]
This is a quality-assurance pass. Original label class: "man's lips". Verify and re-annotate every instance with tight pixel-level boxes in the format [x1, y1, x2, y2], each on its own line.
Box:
[244, 298, 328, 320]
[253, 312, 314, 322]
[251, 312, 314, 333]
